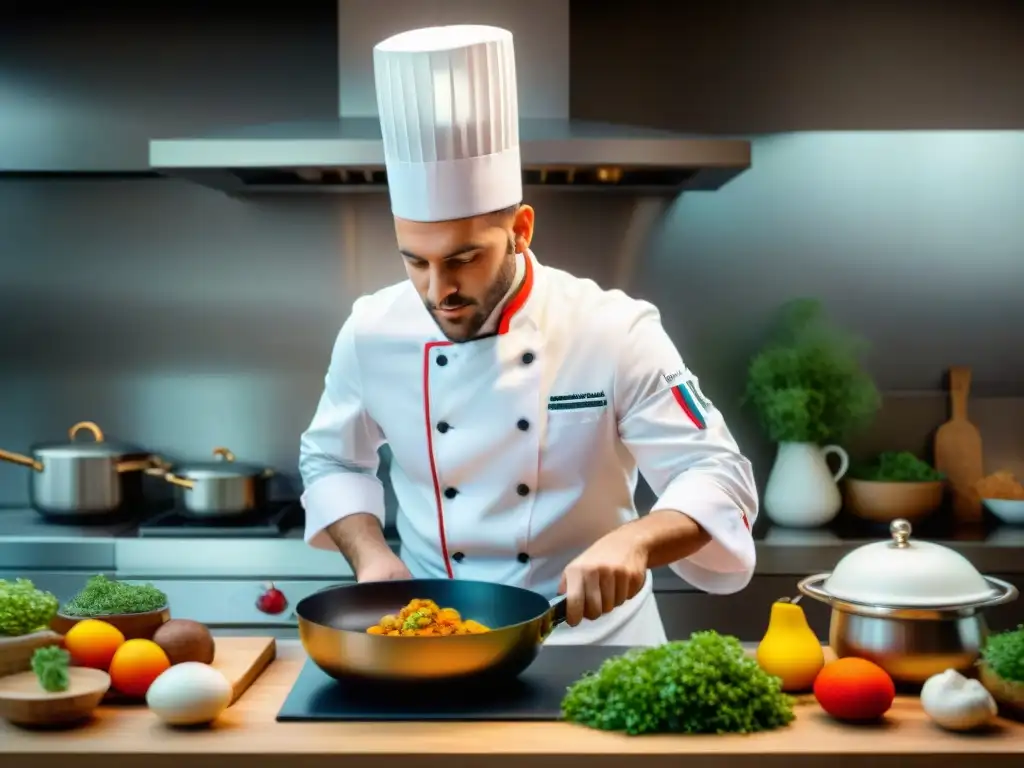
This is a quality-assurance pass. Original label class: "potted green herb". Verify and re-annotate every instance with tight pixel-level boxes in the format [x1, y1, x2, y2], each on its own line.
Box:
[844, 451, 945, 524]
[979, 625, 1024, 721]
[0, 578, 62, 676]
[744, 299, 880, 527]
[52, 575, 170, 640]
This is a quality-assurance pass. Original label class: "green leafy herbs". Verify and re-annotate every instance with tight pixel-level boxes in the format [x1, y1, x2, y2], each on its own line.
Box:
[981, 625, 1024, 683]
[62, 575, 168, 617]
[31, 645, 71, 693]
[744, 299, 880, 445]
[0, 578, 60, 637]
[849, 451, 945, 483]
[560, 631, 795, 735]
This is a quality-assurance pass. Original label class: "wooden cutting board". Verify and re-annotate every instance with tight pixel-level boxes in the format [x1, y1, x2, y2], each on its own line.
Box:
[934, 366, 984, 524]
[106, 635, 276, 705]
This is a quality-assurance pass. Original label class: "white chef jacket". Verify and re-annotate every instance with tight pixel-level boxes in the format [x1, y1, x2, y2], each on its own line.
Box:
[300, 250, 758, 646]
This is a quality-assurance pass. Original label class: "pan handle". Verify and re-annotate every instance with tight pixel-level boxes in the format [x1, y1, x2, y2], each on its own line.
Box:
[144, 466, 196, 490]
[0, 448, 43, 472]
[549, 594, 568, 627]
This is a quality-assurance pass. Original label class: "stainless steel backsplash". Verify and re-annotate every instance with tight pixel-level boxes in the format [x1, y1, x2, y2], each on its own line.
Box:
[2, 131, 1023, 517]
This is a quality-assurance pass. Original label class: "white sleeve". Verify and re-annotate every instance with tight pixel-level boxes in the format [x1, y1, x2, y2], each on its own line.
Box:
[299, 301, 386, 551]
[615, 302, 758, 594]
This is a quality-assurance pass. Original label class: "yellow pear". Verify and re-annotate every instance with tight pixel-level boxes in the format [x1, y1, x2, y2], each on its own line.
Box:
[756, 598, 825, 692]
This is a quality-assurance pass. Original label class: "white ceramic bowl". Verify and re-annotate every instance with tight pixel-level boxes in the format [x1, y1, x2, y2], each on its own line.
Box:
[983, 498, 1024, 525]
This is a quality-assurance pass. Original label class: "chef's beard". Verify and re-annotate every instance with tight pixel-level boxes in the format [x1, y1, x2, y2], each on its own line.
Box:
[427, 237, 517, 343]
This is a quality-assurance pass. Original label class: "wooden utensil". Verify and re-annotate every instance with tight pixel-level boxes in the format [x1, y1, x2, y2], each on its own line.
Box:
[0, 667, 109, 726]
[934, 366, 984, 524]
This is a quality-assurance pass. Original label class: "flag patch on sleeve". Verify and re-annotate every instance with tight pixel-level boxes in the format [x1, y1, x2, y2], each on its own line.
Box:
[670, 379, 711, 430]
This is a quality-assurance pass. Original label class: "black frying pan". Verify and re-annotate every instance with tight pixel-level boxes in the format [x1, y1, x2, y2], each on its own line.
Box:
[295, 578, 568, 685]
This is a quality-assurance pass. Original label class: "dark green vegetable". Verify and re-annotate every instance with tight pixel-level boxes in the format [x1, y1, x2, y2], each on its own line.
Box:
[31, 645, 70, 693]
[561, 631, 795, 735]
[849, 451, 944, 482]
[62, 574, 168, 617]
[981, 625, 1024, 683]
[744, 299, 880, 444]
[0, 578, 60, 637]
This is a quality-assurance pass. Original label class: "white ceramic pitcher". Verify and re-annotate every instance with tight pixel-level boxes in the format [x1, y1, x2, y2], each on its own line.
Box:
[763, 441, 850, 528]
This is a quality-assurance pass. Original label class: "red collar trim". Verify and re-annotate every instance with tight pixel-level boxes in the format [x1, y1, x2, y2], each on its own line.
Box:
[497, 253, 535, 335]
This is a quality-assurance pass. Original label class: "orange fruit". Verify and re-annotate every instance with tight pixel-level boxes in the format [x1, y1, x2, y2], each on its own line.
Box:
[108, 639, 171, 698]
[64, 619, 125, 670]
[814, 657, 895, 721]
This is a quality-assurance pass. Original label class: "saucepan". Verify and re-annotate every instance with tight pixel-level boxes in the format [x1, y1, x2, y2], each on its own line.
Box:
[146, 446, 275, 517]
[0, 421, 154, 518]
[296, 578, 568, 685]
[797, 518, 1019, 685]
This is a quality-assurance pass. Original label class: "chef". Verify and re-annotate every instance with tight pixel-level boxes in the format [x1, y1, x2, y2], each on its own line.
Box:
[299, 24, 758, 646]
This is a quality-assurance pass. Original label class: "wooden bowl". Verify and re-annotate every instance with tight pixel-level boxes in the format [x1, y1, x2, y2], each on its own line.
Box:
[0, 630, 63, 677]
[843, 478, 944, 524]
[979, 662, 1024, 721]
[0, 667, 110, 727]
[51, 606, 170, 640]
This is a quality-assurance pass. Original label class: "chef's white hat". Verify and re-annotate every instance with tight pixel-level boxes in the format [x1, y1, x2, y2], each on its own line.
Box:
[373, 25, 522, 223]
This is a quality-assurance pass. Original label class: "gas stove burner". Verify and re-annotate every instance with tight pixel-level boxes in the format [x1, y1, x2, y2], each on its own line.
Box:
[137, 500, 302, 538]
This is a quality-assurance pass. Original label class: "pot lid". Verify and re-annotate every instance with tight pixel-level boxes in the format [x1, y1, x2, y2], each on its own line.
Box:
[176, 447, 267, 479]
[823, 519, 998, 607]
[35, 421, 131, 459]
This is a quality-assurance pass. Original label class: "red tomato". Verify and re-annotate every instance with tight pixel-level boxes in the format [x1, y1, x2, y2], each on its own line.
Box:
[813, 657, 895, 721]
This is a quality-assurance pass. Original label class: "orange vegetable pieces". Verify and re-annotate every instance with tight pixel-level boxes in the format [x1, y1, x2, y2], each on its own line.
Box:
[814, 658, 896, 722]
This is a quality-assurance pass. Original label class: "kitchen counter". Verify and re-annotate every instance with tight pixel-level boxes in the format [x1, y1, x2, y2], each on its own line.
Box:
[3, 640, 1024, 768]
[4, 505, 1024, 642]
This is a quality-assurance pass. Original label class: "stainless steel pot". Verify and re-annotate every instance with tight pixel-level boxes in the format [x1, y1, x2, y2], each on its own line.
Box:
[147, 447, 274, 517]
[798, 519, 1018, 685]
[0, 421, 154, 518]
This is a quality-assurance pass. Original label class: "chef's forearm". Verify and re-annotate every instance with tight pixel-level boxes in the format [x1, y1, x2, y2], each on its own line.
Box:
[325, 513, 394, 573]
[622, 508, 713, 570]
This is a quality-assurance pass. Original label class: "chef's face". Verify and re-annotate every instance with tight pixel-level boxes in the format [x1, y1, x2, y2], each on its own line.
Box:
[395, 204, 535, 342]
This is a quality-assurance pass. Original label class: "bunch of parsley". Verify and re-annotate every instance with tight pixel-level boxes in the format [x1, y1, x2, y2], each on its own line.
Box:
[62, 574, 167, 617]
[561, 631, 795, 735]
[981, 625, 1024, 683]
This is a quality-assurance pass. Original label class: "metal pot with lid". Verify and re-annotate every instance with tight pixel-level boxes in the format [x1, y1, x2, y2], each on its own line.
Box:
[0, 421, 154, 518]
[147, 447, 275, 517]
[798, 518, 1018, 684]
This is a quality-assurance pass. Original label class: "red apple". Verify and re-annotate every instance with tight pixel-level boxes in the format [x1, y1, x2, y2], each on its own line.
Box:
[256, 582, 288, 615]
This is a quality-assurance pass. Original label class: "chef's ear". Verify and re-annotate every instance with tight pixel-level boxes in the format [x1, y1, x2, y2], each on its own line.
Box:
[511, 204, 535, 252]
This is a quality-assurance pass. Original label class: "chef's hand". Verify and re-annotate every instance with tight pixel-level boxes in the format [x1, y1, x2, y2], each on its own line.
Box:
[558, 529, 648, 627]
[356, 553, 413, 583]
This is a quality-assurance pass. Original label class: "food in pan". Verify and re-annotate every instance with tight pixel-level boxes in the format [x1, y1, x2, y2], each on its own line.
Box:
[366, 598, 490, 636]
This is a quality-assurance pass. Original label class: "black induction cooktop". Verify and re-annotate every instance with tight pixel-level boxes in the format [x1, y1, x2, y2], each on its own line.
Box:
[276, 645, 634, 722]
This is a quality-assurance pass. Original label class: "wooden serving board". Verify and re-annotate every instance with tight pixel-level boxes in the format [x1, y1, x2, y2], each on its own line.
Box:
[934, 365, 984, 524]
[105, 635, 277, 705]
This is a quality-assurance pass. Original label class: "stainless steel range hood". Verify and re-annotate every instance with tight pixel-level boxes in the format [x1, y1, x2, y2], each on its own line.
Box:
[149, 118, 750, 194]
[148, 2, 751, 196]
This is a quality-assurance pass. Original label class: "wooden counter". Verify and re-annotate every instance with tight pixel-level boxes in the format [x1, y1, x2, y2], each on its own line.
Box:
[3, 639, 1023, 768]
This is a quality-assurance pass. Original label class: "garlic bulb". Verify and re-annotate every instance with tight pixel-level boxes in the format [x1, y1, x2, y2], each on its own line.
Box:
[920, 669, 997, 731]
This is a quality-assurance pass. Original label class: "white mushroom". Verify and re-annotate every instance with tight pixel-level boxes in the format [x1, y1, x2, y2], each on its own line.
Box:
[920, 668, 997, 731]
